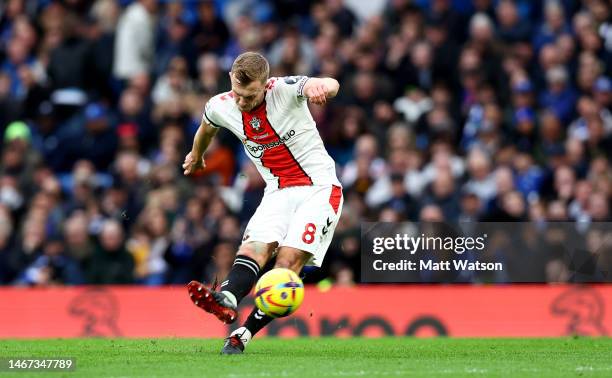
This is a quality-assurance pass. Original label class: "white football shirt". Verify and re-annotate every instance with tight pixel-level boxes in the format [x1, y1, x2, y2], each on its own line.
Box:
[203, 76, 340, 192]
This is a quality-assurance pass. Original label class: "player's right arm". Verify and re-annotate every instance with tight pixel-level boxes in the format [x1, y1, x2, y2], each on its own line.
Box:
[182, 118, 219, 176]
[275, 75, 339, 107]
[302, 77, 340, 105]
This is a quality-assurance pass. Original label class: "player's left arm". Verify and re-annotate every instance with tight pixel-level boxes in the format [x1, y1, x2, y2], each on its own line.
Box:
[302, 77, 340, 105]
[182, 119, 219, 176]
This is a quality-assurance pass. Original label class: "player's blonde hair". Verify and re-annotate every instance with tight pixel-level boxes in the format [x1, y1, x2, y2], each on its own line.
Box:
[231, 52, 269, 85]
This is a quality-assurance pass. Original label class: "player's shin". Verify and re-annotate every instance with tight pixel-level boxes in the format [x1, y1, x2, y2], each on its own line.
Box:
[220, 255, 261, 307]
[244, 307, 274, 338]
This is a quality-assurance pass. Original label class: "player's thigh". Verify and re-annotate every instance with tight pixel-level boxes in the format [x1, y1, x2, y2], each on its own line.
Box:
[281, 185, 343, 267]
[242, 189, 293, 247]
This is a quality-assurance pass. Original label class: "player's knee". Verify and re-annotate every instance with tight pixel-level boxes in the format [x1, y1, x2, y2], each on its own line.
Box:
[274, 257, 294, 270]
[237, 242, 274, 268]
[274, 248, 307, 272]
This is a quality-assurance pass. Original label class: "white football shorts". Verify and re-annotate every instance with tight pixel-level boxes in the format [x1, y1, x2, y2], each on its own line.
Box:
[242, 184, 343, 267]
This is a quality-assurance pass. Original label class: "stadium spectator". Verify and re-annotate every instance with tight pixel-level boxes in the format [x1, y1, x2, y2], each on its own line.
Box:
[496, 0, 531, 43]
[533, 0, 570, 51]
[196, 53, 230, 95]
[0, 205, 15, 284]
[133, 206, 169, 285]
[422, 168, 461, 221]
[61, 102, 118, 171]
[86, 219, 134, 284]
[0, 0, 610, 285]
[204, 241, 235, 285]
[539, 65, 578, 124]
[341, 134, 386, 190]
[191, 1, 230, 55]
[64, 211, 96, 264]
[16, 233, 84, 285]
[463, 148, 496, 203]
[113, 0, 157, 80]
[11, 216, 47, 283]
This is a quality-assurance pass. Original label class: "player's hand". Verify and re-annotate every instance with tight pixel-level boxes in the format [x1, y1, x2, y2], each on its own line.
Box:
[182, 151, 206, 176]
[305, 83, 328, 105]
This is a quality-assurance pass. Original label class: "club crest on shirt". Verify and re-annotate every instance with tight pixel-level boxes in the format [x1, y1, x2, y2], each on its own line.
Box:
[249, 117, 262, 132]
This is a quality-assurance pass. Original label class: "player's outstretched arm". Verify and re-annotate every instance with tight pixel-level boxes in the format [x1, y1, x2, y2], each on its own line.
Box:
[183, 119, 219, 176]
[303, 77, 340, 105]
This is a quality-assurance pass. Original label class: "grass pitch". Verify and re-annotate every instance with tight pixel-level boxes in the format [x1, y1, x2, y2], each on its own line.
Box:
[0, 337, 610, 377]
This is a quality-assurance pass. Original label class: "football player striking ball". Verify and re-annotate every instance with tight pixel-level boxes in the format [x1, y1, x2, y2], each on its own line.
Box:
[183, 52, 343, 354]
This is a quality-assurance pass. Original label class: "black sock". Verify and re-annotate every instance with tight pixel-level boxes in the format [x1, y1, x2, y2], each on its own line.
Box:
[244, 307, 274, 336]
[221, 255, 260, 304]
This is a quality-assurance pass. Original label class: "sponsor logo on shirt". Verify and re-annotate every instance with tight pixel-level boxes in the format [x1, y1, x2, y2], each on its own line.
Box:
[243, 129, 296, 158]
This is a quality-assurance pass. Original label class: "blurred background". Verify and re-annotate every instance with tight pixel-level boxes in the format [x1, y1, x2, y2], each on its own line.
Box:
[0, 0, 611, 290]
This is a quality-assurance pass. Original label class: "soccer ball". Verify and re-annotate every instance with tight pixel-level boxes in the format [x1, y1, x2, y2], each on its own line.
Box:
[254, 268, 304, 318]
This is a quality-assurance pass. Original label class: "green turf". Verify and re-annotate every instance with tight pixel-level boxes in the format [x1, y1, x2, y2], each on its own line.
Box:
[0, 337, 610, 377]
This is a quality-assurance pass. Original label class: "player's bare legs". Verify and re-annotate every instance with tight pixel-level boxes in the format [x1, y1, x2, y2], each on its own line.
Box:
[218, 241, 277, 305]
[273, 247, 312, 271]
[223, 246, 311, 354]
[187, 241, 276, 324]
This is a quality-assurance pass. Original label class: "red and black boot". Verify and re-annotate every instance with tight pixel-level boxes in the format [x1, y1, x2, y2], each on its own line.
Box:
[187, 280, 238, 324]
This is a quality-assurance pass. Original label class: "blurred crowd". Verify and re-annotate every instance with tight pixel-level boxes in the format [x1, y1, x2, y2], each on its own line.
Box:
[0, 0, 611, 286]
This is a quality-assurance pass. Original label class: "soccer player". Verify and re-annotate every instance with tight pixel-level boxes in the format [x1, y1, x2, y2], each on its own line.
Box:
[183, 52, 343, 354]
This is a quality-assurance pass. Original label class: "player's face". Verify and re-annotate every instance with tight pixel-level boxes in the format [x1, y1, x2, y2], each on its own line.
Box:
[229, 72, 266, 112]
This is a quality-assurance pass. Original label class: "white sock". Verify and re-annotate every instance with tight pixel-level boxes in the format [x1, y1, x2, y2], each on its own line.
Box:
[231, 326, 252, 346]
[221, 290, 238, 308]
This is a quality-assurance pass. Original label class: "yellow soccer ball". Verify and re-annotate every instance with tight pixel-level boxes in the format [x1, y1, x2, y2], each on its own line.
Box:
[254, 268, 304, 318]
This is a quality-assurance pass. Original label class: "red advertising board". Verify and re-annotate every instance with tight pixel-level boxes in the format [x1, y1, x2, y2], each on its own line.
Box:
[0, 285, 609, 338]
